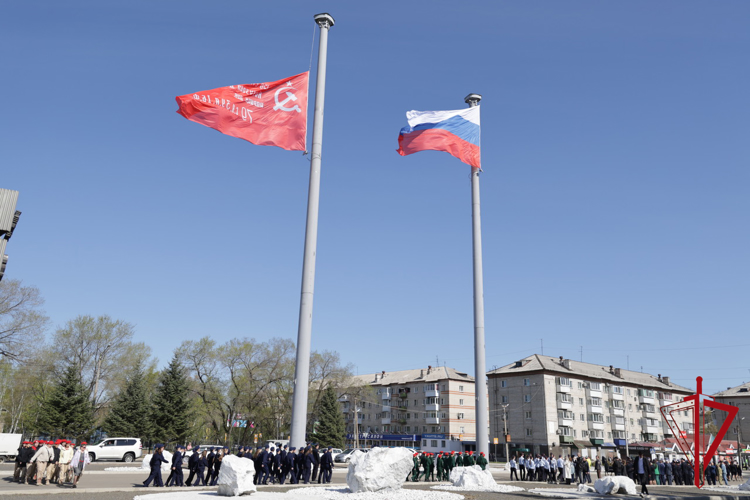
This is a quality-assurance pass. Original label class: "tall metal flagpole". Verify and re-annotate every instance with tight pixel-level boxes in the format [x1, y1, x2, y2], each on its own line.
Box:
[465, 93, 489, 457]
[290, 12, 334, 451]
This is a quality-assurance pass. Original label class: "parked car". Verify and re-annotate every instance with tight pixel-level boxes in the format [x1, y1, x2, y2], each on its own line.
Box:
[334, 448, 368, 463]
[88, 437, 142, 462]
[330, 448, 343, 457]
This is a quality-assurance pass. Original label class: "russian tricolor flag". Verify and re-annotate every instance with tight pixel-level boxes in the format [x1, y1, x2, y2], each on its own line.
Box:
[397, 106, 481, 168]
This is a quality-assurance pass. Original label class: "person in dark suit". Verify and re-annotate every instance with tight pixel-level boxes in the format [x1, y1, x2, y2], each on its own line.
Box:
[633, 451, 650, 495]
[184, 445, 200, 486]
[282, 447, 295, 484]
[320, 447, 333, 483]
[205, 448, 215, 484]
[210, 452, 222, 486]
[143, 445, 169, 487]
[193, 450, 207, 486]
[166, 445, 183, 486]
[311, 444, 320, 482]
[259, 445, 270, 484]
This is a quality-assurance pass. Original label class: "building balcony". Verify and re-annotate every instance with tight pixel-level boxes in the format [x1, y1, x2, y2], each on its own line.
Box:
[586, 388, 602, 397]
[426, 417, 440, 424]
[588, 405, 604, 414]
[613, 423, 625, 431]
[382, 392, 392, 400]
[642, 409, 656, 417]
[611, 392, 624, 400]
[610, 407, 625, 416]
[381, 418, 391, 425]
[426, 403, 439, 411]
[645, 425, 660, 433]
[557, 400, 572, 410]
[589, 422, 605, 430]
[638, 395, 655, 405]
[557, 384, 572, 393]
[398, 392, 408, 399]
[381, 405, 390, 412]
[425, 388, 439, 398]
[558, 417, 574, 426]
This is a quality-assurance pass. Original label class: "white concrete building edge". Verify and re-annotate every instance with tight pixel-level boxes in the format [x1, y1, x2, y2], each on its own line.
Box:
[217, 454, 256, 496]
[346, 447, 413, 492]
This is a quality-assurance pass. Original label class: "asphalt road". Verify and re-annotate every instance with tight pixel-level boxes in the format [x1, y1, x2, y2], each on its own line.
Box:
[2, 462, 750, 499]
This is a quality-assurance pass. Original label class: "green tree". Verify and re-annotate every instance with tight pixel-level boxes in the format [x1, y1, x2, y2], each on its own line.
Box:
[151, 355, 192, 444]
[314, 386, 345, 449]
[38, 365, 94, 441]
[103, 361, 153, 438]
[0, 279, 48, 362]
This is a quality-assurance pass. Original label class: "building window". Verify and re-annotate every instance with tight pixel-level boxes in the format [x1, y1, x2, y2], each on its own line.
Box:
[457, 413, 465, 419]
[627, 389, 631, 396]
[524, 378, 530, 386]
[502, 396, 508, 403]
[525, 411, 532, 419]
[590, 382, 601, 391]
[612, 386, 623, 395]
[579, 398, 584, 406]
[501, 380, 507, 388]
[582, 430, 589, 437]
[578, 382, 583, 389]
[459, 399, 464, 405]
[580, 414, 585, 421]
[558, 377, 572, 386]
[526, 428, 533, 437]
[524, 394, 531, 403]
[431, 440, 437, 447]
[459, 385, 464, 392]
[441, 440, 446, 447]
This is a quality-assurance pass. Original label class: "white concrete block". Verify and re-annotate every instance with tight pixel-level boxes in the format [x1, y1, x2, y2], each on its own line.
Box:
[593, 475, 637, 495]
[217, 454, 256, 496]
[346, 447, 413, 492]
[449, 465, 496, 489]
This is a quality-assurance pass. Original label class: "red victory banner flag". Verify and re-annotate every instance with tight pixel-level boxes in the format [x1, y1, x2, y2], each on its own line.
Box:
[175, 71, 309, 151]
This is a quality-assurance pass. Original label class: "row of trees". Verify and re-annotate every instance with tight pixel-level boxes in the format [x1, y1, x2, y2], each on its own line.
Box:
[0, 278, 356, 448]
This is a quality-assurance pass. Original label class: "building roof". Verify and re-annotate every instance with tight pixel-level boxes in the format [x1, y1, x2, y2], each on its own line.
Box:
[713, 381, 750, 398]
[487, 354, 693, 393]
[350, 366, 474, 387]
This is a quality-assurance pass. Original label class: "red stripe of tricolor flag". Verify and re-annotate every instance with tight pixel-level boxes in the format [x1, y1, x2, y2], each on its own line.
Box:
[175, 72, 309, 151]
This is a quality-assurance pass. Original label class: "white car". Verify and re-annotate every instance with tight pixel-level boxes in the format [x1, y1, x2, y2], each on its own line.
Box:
[334, 448, 367, 463]
[88, 437, 142, 462]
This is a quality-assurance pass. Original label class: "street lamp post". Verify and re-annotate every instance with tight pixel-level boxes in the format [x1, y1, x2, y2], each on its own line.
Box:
[501, 404, 509, 461]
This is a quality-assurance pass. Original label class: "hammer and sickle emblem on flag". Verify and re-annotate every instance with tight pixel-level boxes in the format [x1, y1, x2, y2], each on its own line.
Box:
[273, 86, 302, 113]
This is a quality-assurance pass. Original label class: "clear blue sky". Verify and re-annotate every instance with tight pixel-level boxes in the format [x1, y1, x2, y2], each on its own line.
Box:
[2, 1, 748, 395]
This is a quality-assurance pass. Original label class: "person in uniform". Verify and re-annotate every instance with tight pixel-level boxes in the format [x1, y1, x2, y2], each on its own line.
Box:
[320, 446, 333, 483]
[194, 450, 208, 486]
[143, 444, 169, 487]
[185, 445, 200, 486]
[285, 447, 297, 484]
[476, 451, 488, 471]
[13, 441, 30, 484]
[28, 441, 53, 486]
[311, 443, 321, 483]
[303, 447, 314, 484]
[210, 451, 223, 486]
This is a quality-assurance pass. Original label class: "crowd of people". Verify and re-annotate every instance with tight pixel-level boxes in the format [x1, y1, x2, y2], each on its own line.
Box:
[508, 451, 745, 492]
[141, 442, 336, 488]
[12, 439, 91, 488]
[407, 450, 488, 482]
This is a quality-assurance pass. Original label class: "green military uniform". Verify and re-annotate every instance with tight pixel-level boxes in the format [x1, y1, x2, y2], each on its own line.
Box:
[427, 454, 434, 481]
[410, 454, 420, 482]
[455, 453, 463, 467]
[476, 452, 488, 470]
[465, 452, 474, 466]
[418, 453, 428, 481]
[436, 453, 444, 481]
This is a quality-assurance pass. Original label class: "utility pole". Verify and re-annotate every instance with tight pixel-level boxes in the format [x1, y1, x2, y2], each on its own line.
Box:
[465, 93, 489, 458]
[290, 12, 335, 451]
[353, 396, 359, 449]
[502, 404, 509, 461]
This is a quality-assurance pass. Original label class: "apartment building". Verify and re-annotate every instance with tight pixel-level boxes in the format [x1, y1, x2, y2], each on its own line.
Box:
[713, 381, 750, 450]
[341, 365, 480, 452]
[487, 354, 694, 460]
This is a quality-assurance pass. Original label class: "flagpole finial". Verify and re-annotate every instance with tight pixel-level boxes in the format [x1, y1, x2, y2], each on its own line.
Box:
[464, 93, 482, 106]
[314, 13, 335, 28]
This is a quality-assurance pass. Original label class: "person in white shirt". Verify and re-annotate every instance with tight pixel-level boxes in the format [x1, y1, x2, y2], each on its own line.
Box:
[518, 455, 526, 480]
[509, 456, 519, 481]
